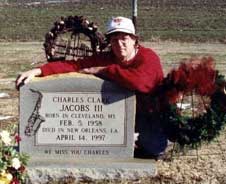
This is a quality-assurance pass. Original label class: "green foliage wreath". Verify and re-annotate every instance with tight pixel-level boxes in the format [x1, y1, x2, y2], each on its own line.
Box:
[156, 57, 226, 147]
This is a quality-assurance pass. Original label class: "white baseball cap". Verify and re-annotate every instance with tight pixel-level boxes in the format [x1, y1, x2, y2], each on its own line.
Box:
[105, 16, 136, 36]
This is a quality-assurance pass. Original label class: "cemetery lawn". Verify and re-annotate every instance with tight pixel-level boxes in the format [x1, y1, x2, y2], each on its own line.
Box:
[0, 41, 226, 183]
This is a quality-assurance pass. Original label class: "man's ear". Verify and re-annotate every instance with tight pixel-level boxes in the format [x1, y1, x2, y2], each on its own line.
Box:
[130, 34, 139, 45]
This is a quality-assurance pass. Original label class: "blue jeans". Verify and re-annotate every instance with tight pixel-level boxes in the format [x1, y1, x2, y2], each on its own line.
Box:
[134, 112, 168, 158]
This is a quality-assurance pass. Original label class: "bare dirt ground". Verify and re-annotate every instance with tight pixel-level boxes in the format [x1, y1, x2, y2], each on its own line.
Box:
[0, 41, 226, 183]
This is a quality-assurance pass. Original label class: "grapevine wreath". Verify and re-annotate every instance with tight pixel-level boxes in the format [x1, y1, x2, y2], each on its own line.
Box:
[154, 57, 226, 147]
[43, 16, 108, 62]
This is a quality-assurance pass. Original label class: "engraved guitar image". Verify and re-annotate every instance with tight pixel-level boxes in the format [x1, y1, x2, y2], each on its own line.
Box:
[25, 89, 45, 136]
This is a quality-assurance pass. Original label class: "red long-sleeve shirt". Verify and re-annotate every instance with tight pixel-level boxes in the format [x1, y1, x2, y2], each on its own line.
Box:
[40, 46, 163, 112]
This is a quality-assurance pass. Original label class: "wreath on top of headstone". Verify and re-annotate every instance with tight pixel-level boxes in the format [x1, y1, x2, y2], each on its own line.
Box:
[43, 15, 108, 62]
[154, 57, 226, 148]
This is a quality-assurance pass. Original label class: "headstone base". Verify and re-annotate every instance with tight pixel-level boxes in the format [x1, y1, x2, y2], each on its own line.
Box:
[27, 158, 156, 183]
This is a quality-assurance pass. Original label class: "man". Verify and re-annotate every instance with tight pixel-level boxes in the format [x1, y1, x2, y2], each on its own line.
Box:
[16, 16, 167, 159]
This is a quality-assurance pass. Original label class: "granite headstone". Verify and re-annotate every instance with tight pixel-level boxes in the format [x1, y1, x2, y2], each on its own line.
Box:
[19, 73, 135, 162]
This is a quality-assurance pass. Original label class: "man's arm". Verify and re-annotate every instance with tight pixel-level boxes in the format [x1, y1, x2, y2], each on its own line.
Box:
[40, 60, 79, 76]
[40, 54, 111, 76]
[80, 49, 163, 93]
[102, 52, 163, 93]
[103, 63, 162, 93]
[16, 54, 109, 89]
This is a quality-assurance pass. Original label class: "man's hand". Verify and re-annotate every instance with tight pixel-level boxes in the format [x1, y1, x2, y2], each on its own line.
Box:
[16, 68, 42, 90]
[79, 66, 106, 74]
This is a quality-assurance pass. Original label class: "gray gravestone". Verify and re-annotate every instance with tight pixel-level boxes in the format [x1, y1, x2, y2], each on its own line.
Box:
[19, 73, 156, 182]
[19, 73, 135, 161]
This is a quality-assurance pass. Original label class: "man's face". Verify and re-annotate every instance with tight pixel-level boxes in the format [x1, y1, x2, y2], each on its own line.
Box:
[109, 32, 136, 62]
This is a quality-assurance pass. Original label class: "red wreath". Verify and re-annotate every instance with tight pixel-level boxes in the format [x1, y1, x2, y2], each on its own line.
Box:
[154, 57, 226, 147]
[165, 57, 216, 103]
